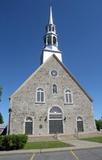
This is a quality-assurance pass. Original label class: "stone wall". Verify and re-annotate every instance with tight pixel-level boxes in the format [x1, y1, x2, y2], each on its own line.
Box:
[9, 55, 96, 135]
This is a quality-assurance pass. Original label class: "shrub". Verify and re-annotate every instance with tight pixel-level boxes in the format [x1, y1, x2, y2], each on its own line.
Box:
[0, 134, 28, 150]
[95, 119, 102, 131]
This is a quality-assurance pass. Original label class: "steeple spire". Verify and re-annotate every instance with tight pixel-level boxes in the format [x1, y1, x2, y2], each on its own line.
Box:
[41, 5, 62, 64]
[44, 5, 58, 49]
[49, 6, 53, 24]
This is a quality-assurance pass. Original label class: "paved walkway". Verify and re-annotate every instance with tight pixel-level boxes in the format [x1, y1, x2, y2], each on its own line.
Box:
[0, 139, 102, 155]
[60, 139, 102, 150]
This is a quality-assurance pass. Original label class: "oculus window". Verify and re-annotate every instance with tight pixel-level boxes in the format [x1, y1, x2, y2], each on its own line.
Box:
[51, 70, 57, 76]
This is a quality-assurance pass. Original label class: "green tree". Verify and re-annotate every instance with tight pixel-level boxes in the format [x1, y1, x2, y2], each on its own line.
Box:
[0, 112, 4, 124]
[95, 119, 102, 131]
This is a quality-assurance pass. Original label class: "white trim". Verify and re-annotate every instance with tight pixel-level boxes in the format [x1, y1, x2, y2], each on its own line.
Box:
[77, 116, 83, 121]
[42, 50, 62, 63]
[48, 106, 64, 117]
[64, 88, 73, 104]
[48, 106, 64, 134]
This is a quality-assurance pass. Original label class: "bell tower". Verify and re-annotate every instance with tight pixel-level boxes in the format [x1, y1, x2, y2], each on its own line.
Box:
[41, 6, 62, 64]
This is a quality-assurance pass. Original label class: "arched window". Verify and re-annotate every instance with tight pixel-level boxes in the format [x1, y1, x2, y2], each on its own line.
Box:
[64, 89, 73, 104]
[50, 106, 62, 113]
[52, 26, 54, 31]
[25, 117, 33, 135]
[26, 117, 32, 121]
[49, 106, 63, 119]
[53, 84, 57, 94]
[48, 36, 51, 45]
[53, 36, 56, 45]
[36, 88, 45, 103]
[77, 117, 84, 132]
[48, 24, 52, 31]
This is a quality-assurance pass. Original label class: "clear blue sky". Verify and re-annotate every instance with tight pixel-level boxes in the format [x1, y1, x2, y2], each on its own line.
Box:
[0, 0, 102, 125]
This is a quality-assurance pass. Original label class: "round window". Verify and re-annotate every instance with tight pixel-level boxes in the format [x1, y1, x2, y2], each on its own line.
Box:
[51, 70, 57, 76]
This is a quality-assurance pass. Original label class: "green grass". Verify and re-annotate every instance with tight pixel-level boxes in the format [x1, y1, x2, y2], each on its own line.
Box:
[24, 141, 71, 149]
[81, 136, 102, 143]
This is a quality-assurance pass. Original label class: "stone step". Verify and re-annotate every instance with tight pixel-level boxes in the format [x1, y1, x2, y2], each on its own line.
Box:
[28, 134, 77, 142]
[78, 131, 102, 138]
[57, 134, 77, 141]
[28, 135, 58, 142]
[28, 132, 102, 143]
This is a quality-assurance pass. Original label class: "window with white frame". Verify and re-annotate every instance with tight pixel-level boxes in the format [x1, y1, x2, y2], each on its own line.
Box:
[64, 89, 73, 104]
[36, 88, 45, 103]
[49, 106, 63, 119]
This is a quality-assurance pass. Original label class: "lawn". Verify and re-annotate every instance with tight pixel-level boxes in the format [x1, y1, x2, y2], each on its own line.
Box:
[24, 141, 71, 149]
[81, 136, 102, 143]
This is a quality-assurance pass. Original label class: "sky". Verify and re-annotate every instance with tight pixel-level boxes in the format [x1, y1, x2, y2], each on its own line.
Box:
[0, 0, 102, 125]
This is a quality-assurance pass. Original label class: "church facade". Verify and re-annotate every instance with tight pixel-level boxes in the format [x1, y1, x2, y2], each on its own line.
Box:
[8, 6, 96, 136]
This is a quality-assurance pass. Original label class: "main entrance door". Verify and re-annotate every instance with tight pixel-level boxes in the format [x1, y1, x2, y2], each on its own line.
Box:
[49, 106, 63, 134]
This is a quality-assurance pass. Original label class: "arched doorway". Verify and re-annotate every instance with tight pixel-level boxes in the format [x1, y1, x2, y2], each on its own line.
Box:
[25, 117, 33, 135]
[77, 117, 84, 132]
[49, 106, 63, 134]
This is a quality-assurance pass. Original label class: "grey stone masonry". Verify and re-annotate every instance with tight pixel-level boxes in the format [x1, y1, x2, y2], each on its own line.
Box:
[9, 55, 96, 136]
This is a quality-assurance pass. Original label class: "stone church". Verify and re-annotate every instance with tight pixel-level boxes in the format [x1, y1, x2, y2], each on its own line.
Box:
[8, 6, 96, 136]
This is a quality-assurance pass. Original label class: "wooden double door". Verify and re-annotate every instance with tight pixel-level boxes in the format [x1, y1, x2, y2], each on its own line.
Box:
[49, 120, 63, 134]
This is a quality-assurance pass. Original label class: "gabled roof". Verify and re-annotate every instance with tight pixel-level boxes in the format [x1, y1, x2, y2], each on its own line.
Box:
[52, 54, 93, 102]
[10, 54, 93, 102]
[10, 57, 49, 98]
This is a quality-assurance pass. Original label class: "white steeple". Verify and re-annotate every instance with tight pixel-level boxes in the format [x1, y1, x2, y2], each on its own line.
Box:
[49, 6, 53, 24]
[41, 6, 62, 64]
